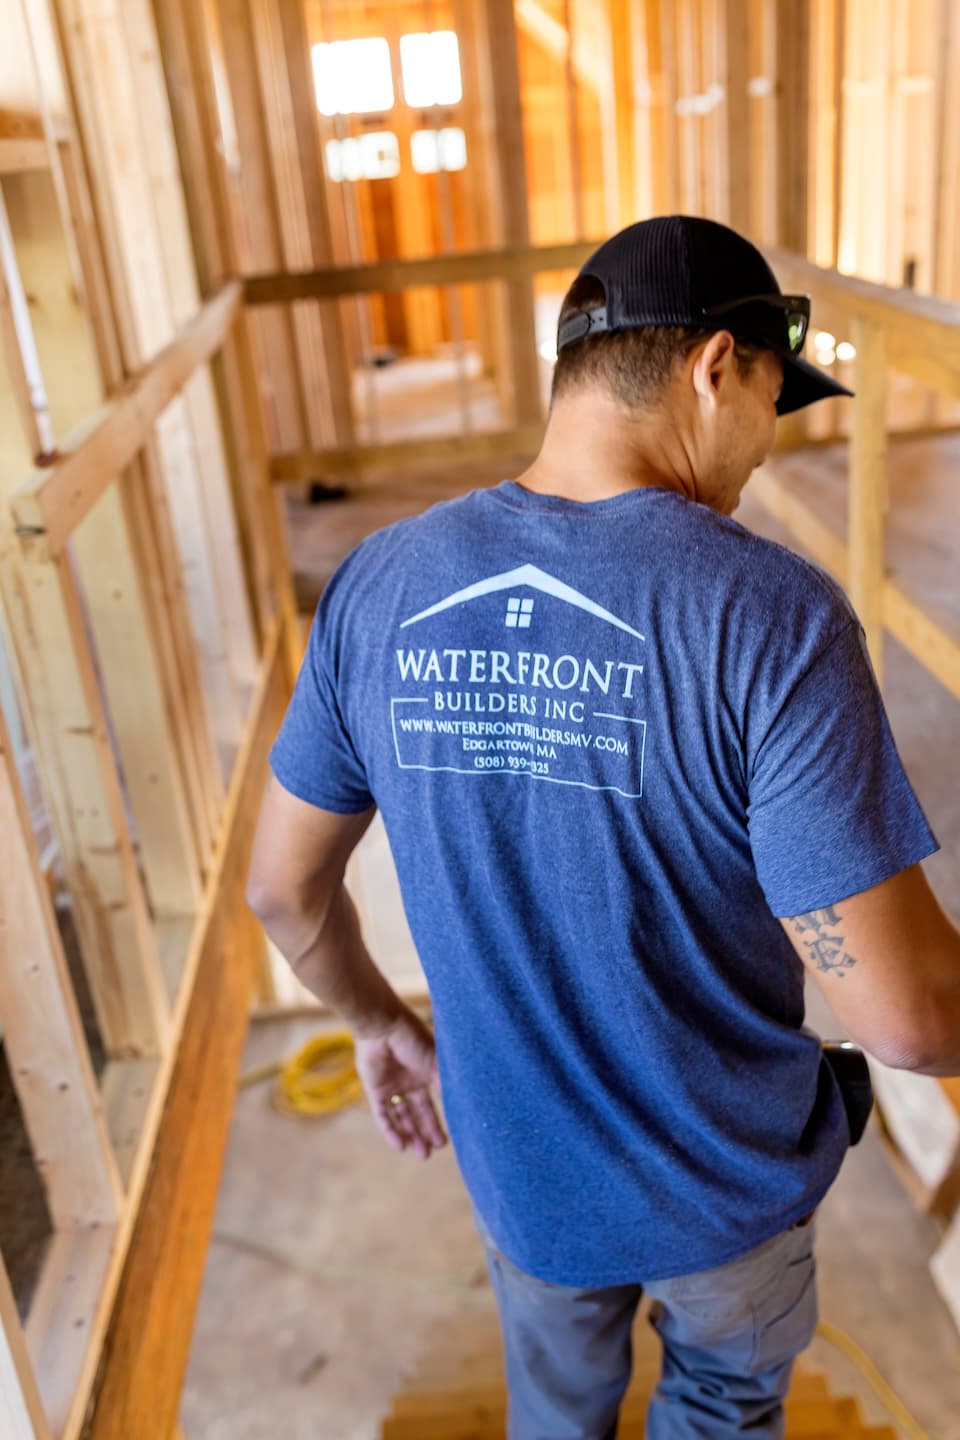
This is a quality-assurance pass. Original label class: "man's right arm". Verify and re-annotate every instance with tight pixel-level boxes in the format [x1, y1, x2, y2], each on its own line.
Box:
[779, 864, 960, 1076]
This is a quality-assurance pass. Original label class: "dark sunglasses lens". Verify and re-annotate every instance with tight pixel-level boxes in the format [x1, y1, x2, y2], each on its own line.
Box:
[786, 309, 807, 353]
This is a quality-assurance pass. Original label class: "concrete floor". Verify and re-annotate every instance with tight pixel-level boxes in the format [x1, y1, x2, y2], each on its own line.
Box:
[182, 424, 960, 1439]
[181, 1001, 960, 1440]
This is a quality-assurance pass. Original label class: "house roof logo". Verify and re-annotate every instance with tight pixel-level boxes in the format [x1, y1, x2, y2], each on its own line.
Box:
[400, 563, 645, 641]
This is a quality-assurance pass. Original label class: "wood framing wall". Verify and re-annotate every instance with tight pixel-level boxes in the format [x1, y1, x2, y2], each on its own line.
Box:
[0, 0, 299, 1434]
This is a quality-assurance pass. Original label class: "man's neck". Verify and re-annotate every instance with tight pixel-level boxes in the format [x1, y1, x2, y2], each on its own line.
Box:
[514, 388, 699, 505]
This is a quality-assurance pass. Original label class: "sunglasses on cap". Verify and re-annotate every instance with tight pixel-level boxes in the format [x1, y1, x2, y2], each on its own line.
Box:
[701, 293, 810, 356]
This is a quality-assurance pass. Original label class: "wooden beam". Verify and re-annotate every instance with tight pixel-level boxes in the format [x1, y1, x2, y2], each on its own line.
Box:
[10, 283, 241, 553]
[270, 426, 546, 484]
[0, 703, 122, 1226]
[775, 0, 811, 253]
[848, 317, 887, 678]
[82, 626, 287, 1440]
[724, 0, 750, 231]
[243, 240, 602, 305]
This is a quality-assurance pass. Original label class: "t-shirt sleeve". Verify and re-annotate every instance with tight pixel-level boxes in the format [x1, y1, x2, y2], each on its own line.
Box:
[269, 605, 374, 814]
[747, 620, 938, 916]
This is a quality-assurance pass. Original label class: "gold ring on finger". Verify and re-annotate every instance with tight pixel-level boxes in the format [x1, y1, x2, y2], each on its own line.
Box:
[389, 1093, 405, 1107]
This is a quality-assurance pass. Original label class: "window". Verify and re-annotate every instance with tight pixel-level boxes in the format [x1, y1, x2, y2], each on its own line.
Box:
[400, 31, 463, 107]
[312, 38, 394, 116]
[410, 127, 467, 174]
[505, 597, 534, 629]
[324, 132, 400, 182]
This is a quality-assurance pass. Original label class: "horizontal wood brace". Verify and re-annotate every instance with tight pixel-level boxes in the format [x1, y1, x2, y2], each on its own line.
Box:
[10, 283, 242, 554]
[243, 240, 601, 304]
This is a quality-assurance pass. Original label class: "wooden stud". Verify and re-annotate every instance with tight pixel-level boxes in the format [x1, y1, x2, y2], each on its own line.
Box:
[562, 0, 586, 238]
[270, 425, 546, 484]
[848, 317, 887, 679]
[723, 0, 750, 232]
[462, 0, 542, 426]
[255, 0, 356, 445]
[220, 310, 302, 685]
[605, 0, 634, 226]
[0, 703, 122, 1225]
[149, 0, 288, 646]
[82, 628, 287, 1440]
[214, 0, 313, 453]
[934, 0, 960, 301]
[748, 0, 777, 245]
[775, 0, 811, 254]
[631, 0, 674, 216]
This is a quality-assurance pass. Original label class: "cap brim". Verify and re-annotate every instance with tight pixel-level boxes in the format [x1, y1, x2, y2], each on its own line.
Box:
[776, 353, 854, 416]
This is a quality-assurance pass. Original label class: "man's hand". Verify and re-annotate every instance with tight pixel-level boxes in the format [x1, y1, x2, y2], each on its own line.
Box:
[353, 1008, 449, 1159]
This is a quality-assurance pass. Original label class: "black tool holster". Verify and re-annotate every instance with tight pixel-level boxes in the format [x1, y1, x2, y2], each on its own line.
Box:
[822, 1041, 874, 1145]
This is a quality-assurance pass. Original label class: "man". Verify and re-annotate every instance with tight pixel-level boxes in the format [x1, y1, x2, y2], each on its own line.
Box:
[247, 216, 959, 1439]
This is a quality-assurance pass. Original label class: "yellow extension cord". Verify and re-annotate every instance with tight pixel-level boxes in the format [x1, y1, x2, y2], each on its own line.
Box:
[239, 1031, 933, 1440]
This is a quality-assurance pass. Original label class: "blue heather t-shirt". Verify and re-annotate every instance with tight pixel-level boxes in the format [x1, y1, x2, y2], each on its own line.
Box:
[270, 481, 938, 1285]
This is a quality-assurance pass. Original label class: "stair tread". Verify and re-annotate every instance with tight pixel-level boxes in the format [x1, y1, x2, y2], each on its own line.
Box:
[382, 1367, 880, 1440]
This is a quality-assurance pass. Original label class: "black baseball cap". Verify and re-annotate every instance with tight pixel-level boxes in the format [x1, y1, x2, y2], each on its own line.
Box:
[556, 215, 853, 416]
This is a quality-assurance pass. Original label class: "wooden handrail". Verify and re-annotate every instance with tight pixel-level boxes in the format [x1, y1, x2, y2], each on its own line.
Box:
[10, 283, 242, 555]
[243, 239, 601, 303]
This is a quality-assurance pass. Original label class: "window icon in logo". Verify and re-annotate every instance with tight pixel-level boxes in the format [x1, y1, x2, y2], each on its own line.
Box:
[505, 596, 534, 628]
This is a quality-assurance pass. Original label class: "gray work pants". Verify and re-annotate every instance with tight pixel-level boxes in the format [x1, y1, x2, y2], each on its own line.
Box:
[475, 1212, 818, 1439]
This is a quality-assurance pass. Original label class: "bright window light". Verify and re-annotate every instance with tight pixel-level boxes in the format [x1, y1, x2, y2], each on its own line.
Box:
[312, 39, 394, 116]
[325, 132, 400, 182]
[410, 127, 467, 173]
[400, 31, 463, 107]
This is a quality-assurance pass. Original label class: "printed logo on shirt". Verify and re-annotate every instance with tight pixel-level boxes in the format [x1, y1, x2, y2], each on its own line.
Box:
[390, 564, 648, 799]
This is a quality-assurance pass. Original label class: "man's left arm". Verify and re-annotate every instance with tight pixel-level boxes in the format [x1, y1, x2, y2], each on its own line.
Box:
[246, 777, 447, 1159]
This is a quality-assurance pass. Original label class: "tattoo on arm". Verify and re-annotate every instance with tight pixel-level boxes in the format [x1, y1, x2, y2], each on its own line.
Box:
[790, 904, 858, 979]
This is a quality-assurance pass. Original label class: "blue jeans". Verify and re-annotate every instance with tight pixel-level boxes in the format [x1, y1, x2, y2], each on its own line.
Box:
[474, 1212, 818, 1439]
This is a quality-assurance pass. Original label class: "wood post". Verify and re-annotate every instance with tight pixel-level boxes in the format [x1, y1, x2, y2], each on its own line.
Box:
[848, 317, 887, 681]
[463, 0, 542, 426]
[724, 0, 750, 232]
[775, 0, 811, 254]
[0, 704, 122, 1226]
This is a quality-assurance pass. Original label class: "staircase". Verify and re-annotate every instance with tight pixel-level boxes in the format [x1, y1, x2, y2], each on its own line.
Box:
[381, 1309, 898, 1439]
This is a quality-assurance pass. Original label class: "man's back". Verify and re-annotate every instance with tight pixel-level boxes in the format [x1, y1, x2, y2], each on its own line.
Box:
[269, 479, 936, 1285]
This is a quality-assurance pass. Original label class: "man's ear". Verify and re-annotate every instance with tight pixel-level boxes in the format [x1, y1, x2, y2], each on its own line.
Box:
[691, 330, 737, 406]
